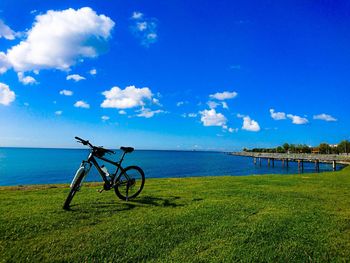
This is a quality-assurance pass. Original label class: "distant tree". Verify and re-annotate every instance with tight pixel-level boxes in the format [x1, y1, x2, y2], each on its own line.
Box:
[301, 145, 311, 153]
[338, 140, 350, 155]
[295, 144, 303, 153]
[319, 143, 331, 154]
[289, 144, 296, 153]
[283, 143, 289, 153]
[276, 146, 284, 153]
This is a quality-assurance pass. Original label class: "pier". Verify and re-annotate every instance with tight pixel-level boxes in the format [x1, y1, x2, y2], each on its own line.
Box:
[231, 152, 350, 172]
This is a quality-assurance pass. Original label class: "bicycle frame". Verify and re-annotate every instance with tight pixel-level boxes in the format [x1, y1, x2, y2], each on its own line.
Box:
[84, 151, 129, 186]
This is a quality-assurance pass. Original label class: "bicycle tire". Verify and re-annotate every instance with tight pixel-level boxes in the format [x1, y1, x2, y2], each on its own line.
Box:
[114, 166, 145, 201]
[63, 171, 85, 210]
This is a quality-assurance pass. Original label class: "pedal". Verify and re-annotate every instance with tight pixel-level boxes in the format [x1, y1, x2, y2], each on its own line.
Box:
[98, 189, 104, 193]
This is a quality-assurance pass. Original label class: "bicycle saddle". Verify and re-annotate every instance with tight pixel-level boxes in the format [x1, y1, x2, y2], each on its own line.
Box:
[120, 146, 134, 153]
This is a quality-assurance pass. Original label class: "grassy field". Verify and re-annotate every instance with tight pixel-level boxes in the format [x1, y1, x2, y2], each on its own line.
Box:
[1, 167, 350, 262]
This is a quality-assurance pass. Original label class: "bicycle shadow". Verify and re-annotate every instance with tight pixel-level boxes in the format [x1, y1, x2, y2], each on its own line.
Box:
[129, 196, 184, 208]
[64, 196, 190, 213]
[67, 196, 197, 214]
[66, 201, 137, 213]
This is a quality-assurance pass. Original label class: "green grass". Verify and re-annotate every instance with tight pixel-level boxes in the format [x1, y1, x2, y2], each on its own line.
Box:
[1, 167, 350, 262]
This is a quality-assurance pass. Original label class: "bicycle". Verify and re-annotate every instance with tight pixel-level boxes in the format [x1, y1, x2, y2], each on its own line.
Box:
[63, 136, 145, 210]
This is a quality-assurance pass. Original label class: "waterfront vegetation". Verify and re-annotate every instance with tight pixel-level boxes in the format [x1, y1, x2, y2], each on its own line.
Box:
[244, 140, 350, 154]
[1, 166, 350, 262]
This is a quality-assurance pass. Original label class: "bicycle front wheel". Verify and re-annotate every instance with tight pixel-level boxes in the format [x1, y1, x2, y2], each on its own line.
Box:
[114, 166, 145, 201]
[63, 168, 85, 210]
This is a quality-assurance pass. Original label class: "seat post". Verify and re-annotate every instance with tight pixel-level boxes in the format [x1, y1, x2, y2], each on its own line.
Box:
[120, 151, 126, 164]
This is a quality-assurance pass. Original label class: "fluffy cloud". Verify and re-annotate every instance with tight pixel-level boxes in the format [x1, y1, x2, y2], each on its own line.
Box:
[0, 52, 10, 74]
[0, 83, 15, 105]
[74, 100, 90, 109]
[287, 114, 308, 125]
[176, 101, 188, 107]
[118, 110, 126, 115]
[242, 116, 260, 132]
[313, 113, 337, 122]
[207, 101, 219, 109]
[55, 110, 62, 115]
[182, 112, 197, 118]
[101, 85, 154, 109]
[222, 102, 229, 109]
[228, 127, 238, 133]
[5, 7, 115, 72]
[200, 109, 227, 127]
[59, 89, 73, 96]
[0, 20, 16, 40]
[131, 12, 143, 20]
[130, 11, 158, 47]
[270, 109, 286, 120]
[66, 74, 85, 82]
[209, 91, 237, 100]
[17, 72, 37, 85]
[137, 108, 164, 118]
[89, 69, 97, 75]
[101, 115, 110, 121]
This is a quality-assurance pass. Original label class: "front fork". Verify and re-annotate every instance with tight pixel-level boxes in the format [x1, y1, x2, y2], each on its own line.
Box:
[70, 161, 91, 189]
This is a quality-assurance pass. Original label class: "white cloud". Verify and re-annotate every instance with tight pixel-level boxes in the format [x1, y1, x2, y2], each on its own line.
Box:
[74, 100, 90, 109]
[101, 115, 110, 121]
[137, 108, 164, 118]
[66, 74, 85, 82]
[182, 113, 197, 118]
[207, 101, 219, 109]
[118, 110, 126, 115]
[0, 52, 11, 74]
[200, 109, 227, 127]
[101, 85, 154, 109]
[59, 89, 73, 96]
[146, 33, 157, 41]
[228, 127, 238, 133]
[313, 113, 337, 122]
[136, 22, 148, 31]
[0, 83, 15, 105]
[5, 7, 115, 72]
[55, 110, 62, 115]
[17, 72, 37, 85]
[242, 116, 260, 132]
[0, 20, 16, 40]
[287, 114, 308, 125]
[222, 102, 229, 109]
[130, 12, 157, 47]
[131, 11, 143, 20]
[209, 91, 238, 100]
[177, 101, 188, 107]
[152, 97, 162, 106]
[270, 108, 286, 120]
[89, 68, 97, 75]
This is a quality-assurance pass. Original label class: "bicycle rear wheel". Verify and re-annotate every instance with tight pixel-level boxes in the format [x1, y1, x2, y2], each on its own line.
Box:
[114, 166, 145, 201]
[63, 168, 86, 210]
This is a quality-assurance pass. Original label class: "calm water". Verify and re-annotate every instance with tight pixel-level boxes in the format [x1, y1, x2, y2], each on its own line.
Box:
[0, 148, 342, 186]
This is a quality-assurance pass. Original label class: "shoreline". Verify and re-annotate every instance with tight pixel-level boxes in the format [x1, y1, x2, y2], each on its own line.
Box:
[230, 151, 350, 165]
[1, 166, 349, 190]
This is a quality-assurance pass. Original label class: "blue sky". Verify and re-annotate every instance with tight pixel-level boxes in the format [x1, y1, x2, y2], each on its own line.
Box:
[0, 0, 349, 150]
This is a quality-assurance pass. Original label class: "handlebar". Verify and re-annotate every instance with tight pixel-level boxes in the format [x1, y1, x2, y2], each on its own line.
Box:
[75, 136, 90, 146]
[75, 136, 115, 154]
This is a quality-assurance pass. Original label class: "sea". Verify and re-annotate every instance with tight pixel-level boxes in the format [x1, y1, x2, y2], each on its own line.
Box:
[0, 148, 343, 186]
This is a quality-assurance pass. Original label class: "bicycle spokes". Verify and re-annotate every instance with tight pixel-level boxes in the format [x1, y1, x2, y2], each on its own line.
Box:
[117, 171, 141, 198]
